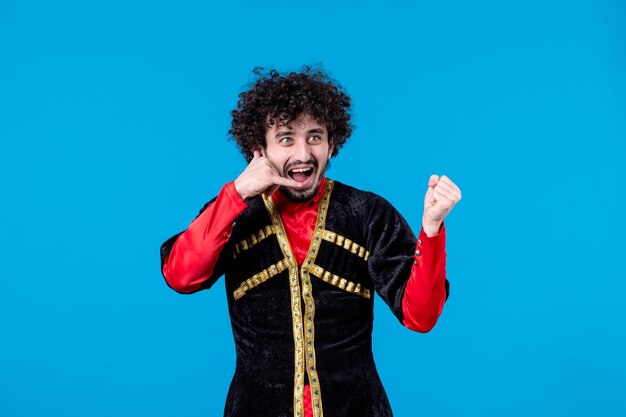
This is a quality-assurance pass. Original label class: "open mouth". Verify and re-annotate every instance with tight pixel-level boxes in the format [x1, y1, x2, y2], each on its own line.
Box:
[287, 166, 315, 184]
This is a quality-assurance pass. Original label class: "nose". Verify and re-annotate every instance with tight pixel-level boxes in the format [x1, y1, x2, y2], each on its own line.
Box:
[293, 138, 312, 161]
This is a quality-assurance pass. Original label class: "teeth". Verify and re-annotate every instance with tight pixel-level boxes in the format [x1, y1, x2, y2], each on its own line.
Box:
[291, 168, 311, 173]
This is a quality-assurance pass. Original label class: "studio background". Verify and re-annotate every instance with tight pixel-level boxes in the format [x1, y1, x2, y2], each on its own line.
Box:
[1, 1, 624, 416]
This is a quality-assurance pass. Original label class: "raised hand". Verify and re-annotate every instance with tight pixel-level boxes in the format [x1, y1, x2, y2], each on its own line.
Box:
[422, 174, 462, 236]
[233, 150, 305, 201]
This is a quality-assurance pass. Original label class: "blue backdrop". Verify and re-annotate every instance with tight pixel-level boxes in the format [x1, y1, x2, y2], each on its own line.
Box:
[1, 1, 624, 416]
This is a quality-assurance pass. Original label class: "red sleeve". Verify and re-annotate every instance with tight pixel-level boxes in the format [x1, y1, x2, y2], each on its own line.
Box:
[162, 182, 248, 293]
[401, 222, 448, 332]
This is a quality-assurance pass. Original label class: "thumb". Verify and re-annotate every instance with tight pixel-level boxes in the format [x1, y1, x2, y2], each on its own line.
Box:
[424, 186, 435, 207]
[252, 149, 262, 160]
[428, 174, 440, 189]
[424, 175, 439, 207]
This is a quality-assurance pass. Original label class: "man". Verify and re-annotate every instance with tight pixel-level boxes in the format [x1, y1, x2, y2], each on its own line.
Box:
[160, 66, 462, 417]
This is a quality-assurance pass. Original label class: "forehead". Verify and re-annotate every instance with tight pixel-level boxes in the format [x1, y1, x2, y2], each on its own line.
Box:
[267, 113, 325, 131]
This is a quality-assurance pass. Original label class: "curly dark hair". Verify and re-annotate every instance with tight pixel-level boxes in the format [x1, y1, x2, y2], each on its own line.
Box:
[229, 65, 353, 162]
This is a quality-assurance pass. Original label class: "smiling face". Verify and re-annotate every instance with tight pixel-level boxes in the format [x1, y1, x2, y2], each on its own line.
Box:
[263, 113, 334, 202]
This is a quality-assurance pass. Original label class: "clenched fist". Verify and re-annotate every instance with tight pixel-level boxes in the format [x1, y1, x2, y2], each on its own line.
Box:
[422, 175, 462, 237]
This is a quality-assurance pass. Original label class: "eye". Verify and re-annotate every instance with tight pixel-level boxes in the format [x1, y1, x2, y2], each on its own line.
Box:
[279, 137, 293, 144]
[307, 135, 322, 143]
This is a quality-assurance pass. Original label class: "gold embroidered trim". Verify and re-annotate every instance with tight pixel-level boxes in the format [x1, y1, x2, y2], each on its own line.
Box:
[320, 230, 370, 261]
[299, 179, 333, 417]
[261, 179, 333, 417]
[232, 258, 289, 300]
[308, 263, 371, 299]
[262, 194, 305, 417]
[232, 225, 277, 258]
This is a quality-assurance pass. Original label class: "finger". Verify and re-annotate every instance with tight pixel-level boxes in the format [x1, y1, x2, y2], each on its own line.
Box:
[438, 175, 460, 192]
[433, 189, 457, 206]
[434, 185, 457, 200]
[252, 150, 262, 160]
[265, 159, 282, 176]
[428, 174, 440, 188]
[434, 176, 461, 198]
[272, 175, 305, 188]
[435, 180, 460, 198]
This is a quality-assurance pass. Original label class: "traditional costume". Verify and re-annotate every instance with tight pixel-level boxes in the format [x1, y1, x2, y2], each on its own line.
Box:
[160, 178, 449, 417]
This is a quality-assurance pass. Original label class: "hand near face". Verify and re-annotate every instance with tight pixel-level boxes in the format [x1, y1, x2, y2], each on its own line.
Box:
[422, 175, 462, 237]
[234, 150, 305, 201]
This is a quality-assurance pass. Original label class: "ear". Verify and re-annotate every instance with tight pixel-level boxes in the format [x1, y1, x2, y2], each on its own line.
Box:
[249, 145, 265, 156]
[328, 138, 334, 160]
[246, 146, 261, 162]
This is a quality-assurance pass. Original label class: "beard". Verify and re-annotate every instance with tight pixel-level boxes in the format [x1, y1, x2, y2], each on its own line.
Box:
[279, 176, 322, 202]
[279, 158, 326, 202]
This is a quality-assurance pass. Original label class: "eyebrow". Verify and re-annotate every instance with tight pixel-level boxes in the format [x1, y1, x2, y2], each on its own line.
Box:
[275, 128, 325, 138]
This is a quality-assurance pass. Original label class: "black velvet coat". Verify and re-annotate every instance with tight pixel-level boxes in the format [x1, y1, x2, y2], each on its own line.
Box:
[160, 179, 448, 417]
